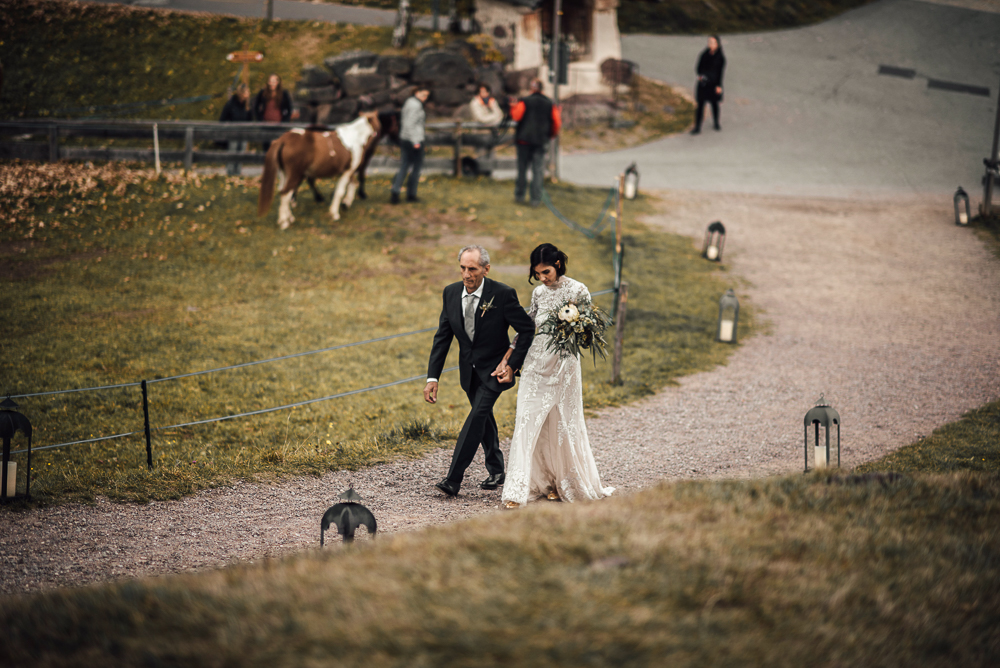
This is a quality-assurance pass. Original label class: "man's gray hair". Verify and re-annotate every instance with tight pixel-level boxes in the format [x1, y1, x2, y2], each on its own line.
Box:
[458, 244, 490, 267]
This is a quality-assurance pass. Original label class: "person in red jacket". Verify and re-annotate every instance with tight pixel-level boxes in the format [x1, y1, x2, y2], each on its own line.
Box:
[510, 79, 561, 206]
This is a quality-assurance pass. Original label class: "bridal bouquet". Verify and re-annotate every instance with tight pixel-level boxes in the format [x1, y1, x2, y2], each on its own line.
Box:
[538, 298, 612, 364]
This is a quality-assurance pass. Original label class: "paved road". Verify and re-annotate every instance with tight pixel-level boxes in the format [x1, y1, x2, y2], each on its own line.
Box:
[563, 0, 1000, 199]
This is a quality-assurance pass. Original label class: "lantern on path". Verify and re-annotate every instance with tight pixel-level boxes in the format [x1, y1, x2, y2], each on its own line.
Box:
[0, 397, 32, 502]
[623, 163, 640, 200]
[954, 186, 971, 225]
[804, 395, 840, 472]
[716, 289, 739, 344]
[703, 221, 726, 261]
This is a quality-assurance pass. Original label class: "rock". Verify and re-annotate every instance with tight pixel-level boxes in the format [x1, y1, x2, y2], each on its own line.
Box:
[295, 85, 341, 105]
[320, 98, 360, 125]
[474, 67, 505, 97]
[430, 87, 474, 107]
[412, 50, 475, 89]
[503, 67, 539, 95]
[600, 58, 636, 87]
[340, 73, 389, 98]
[391, 85, 417, 105]
[358, 89, 393, 109]
[377, 55, 413, 78]
[300, 65, 334, 88]
[324, 50, 378, 81]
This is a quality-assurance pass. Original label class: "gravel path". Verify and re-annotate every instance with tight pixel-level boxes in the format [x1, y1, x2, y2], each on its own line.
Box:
[2, 191, 998, 596]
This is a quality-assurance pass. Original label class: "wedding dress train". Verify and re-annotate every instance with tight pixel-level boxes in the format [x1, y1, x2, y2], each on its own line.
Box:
[502, 276, 615, 506]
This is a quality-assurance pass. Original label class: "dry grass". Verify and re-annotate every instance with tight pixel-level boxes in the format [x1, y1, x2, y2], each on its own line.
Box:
[1, 470, 997, 666]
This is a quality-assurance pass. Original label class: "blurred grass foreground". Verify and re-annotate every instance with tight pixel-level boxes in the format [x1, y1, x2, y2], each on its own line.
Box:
[0, 161, 750, 504]
[1, 467, 997, 666]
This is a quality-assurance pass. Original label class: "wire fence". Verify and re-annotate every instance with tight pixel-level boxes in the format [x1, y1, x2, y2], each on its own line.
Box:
[7, 181, 629, 466]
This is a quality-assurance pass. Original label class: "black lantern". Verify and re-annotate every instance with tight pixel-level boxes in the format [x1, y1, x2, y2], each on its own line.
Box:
[803, 395, 840, 472]
[702, 221, 726, 261]
[954, 187, 971, 225]
[623, 162, 639, 200]
[1, 397, 32, 502]
[716, 289, 739, 343]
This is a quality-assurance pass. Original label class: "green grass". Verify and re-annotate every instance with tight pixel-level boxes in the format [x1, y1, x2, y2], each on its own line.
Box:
[1, 470, 997, 666]
[0, 161, 752, 505]
[855, 400, 1000, 475]
[0, 0, 400, 121]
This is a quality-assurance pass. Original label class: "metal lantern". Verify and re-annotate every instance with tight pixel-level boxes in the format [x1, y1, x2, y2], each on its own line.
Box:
[623, 162, 639, 200]
[0, 397, 32, 502]
[716, 289, 739, 343]
[803, 395, 840, 472]
[702, 221, 726, 261]
[954, 186, 971, 225]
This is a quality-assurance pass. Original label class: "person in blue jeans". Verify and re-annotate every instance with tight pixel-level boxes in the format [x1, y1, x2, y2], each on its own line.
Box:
[510, 79, 561, 207]
[391, 86, 430, 204]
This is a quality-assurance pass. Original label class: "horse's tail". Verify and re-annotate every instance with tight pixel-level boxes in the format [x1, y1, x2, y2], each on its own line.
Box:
[258, 139, 282, 217]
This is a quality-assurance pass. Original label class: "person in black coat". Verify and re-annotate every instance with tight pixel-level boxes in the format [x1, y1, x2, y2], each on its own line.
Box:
[424, 244, 535, 497]
[692, 35, 726, 134]
[219, 84, 252, 175]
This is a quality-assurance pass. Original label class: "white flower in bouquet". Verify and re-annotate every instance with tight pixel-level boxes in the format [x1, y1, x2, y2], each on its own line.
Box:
[539, 298, 611, 365]
[558, 304, 580, 322]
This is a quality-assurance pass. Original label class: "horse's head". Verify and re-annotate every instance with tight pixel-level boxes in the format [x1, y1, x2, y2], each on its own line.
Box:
[377, 109, 401, 143]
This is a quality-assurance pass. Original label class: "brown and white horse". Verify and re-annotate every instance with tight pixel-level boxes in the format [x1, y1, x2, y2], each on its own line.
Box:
[258, 111, 396, 229]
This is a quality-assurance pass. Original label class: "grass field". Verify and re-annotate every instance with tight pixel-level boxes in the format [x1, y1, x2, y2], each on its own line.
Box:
[0, 161, 751, 504]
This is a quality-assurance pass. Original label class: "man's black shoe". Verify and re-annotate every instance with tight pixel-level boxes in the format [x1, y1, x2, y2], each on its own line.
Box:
[406, 196, 421, 203]
[480, 473, 505, 490]
[690, 128, 701, 135]
[390, 192, 400, 204]
[435, 479, 460, 497]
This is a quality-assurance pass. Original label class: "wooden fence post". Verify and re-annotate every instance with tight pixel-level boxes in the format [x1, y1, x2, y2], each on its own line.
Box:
[183, 126, 194, 174]
[612, 281, 628, 385]
[48, 125, 59, 162]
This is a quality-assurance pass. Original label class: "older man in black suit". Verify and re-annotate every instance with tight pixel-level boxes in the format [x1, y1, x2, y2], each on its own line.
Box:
[424, 244, 535, 497]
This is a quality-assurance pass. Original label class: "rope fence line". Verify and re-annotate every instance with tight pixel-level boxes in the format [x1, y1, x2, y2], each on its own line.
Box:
[7, 180, 631, 467]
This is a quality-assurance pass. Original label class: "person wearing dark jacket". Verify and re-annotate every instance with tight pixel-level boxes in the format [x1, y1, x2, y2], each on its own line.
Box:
[219, 84, 252, 176]
[692, 35, 726, 134]
[510, 79, 561, 206]
[254, 73, 296, 151]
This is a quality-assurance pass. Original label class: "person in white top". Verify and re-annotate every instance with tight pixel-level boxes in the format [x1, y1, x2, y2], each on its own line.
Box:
[469, 84, 504, 126]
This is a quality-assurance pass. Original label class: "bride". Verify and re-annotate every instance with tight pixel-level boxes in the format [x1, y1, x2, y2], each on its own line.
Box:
[494, 243, 615, 509]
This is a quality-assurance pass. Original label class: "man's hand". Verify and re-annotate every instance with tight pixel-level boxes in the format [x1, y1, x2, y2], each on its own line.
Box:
[423, 380, 438, 404]
[414, 142, 421, 149]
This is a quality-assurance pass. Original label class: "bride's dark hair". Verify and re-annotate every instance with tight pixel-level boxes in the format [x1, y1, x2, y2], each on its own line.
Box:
[528, 243, 568, 284]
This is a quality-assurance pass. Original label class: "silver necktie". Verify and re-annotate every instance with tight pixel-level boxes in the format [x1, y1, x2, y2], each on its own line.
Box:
[464, 293, 476, 341]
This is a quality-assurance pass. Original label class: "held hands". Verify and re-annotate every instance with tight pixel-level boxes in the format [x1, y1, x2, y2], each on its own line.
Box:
[423, 381, 438, 404]
[491, 350, 515, 384]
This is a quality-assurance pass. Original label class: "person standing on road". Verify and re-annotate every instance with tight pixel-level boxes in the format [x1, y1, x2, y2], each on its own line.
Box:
[692, 35, 726, 135]
[219, 84, 252, 176]
[391, 86, 430, 204]
[510, 78, 561, 206]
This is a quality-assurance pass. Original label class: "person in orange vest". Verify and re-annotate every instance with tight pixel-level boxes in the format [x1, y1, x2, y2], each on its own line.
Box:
[510, 79, 561, 207]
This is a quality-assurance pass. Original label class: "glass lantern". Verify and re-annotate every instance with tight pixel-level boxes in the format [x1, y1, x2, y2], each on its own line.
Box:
[1, 397, 33, 502]
[716, 289, 739, 344]
[954, 186, 971, 226]
[703, 221, 726, 262]
[623, 162, 639, 200]
[803, 395, 840, 472]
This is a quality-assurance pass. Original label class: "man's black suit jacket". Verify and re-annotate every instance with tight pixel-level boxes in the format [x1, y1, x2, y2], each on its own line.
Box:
[427, 278, 535, 394]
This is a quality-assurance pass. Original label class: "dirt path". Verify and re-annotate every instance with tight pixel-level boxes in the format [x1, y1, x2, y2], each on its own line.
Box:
[2, 191, 998, 596]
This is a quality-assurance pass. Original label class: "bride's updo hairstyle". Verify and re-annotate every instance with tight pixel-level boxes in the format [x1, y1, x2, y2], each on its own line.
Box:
[528, 243, 568, 284]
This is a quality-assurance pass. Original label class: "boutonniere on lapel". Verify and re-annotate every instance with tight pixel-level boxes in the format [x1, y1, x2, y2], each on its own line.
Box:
[479, 295, 496, 317]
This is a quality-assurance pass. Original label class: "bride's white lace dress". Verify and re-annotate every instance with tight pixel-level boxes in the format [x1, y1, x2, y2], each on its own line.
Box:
[502, 276, 615, 505]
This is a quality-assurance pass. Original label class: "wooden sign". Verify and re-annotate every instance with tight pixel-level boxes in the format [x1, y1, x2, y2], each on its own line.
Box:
[226, 44, 264, 91]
